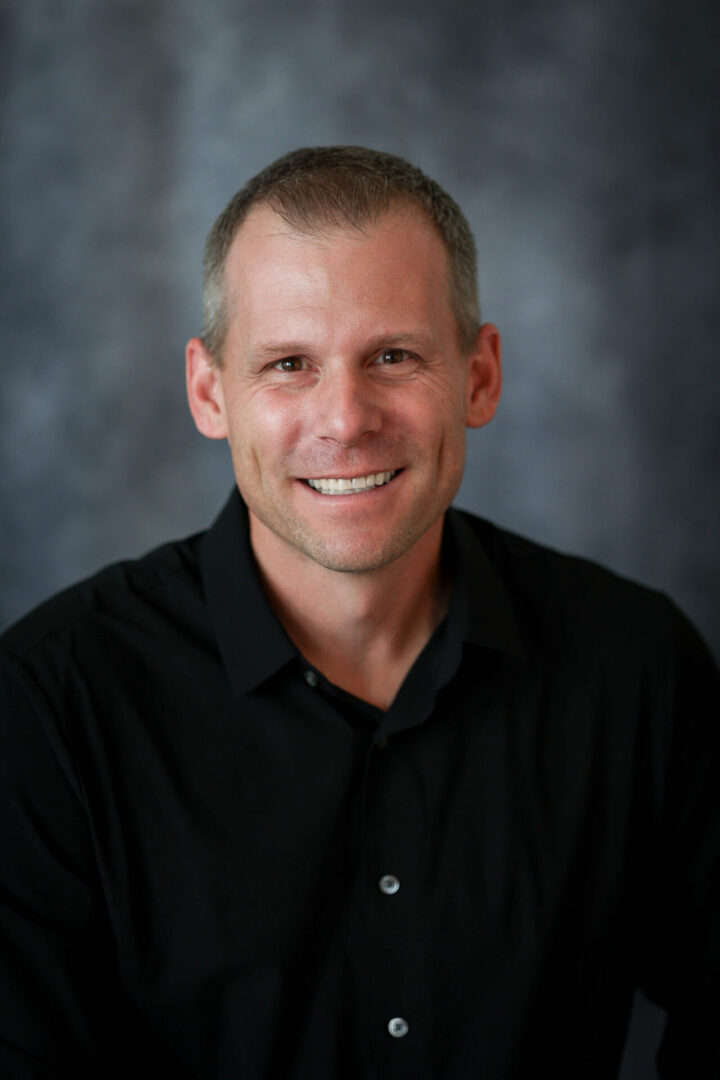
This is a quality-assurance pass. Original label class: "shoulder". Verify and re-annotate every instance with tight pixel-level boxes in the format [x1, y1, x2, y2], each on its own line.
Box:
[0, 531, 211, 799]
[453, 507, 693, 664]
[1, 531, 205, 669]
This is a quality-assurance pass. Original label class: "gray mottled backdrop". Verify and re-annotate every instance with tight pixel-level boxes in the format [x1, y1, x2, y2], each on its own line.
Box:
[2, 1, 718, 1075]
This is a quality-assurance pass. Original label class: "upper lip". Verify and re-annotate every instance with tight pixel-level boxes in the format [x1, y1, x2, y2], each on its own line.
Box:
[301, 468, 400, 479]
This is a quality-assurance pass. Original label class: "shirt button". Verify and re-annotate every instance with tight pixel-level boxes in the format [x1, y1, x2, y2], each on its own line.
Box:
[375, 736, 389, 750]
[388, 1016, 409, 1038]
[304, 669, 318, 687]
[378, 874, 400, 895]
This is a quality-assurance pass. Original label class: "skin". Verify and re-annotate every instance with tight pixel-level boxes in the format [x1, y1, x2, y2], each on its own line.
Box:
[186, 203, 501, 707]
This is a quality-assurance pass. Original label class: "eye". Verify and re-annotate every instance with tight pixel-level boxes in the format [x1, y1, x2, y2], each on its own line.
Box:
[274, 357, 305, 373]
[375, 349, 411, 366]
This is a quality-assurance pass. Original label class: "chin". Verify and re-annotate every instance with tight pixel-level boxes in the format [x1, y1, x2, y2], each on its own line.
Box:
[303, 550, 401, 575]
[291, 522, 437, 575]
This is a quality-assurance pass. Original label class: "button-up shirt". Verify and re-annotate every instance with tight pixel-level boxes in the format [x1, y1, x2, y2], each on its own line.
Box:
[1, 490, 718, 1078]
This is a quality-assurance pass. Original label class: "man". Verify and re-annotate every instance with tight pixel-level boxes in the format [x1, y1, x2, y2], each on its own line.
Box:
[1, 146, 718, 1079]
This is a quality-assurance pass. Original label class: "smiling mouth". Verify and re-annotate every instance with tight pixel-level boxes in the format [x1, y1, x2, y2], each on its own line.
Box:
[305, 470, 399, 495]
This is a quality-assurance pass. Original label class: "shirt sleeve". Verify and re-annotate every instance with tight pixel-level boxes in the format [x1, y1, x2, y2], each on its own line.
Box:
[637, 603, 720, 1078]
[0, 650, 120, 1078]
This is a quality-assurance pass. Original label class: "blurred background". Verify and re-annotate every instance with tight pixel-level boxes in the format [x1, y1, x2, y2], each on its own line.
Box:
[1, 2, 718, 1074]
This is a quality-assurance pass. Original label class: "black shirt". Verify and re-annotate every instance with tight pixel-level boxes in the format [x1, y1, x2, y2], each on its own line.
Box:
[1, 491, 718, 1079]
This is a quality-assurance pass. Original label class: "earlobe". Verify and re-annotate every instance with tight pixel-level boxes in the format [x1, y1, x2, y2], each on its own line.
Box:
[185, 337, 228, 440]
[465, 323, 502, 429]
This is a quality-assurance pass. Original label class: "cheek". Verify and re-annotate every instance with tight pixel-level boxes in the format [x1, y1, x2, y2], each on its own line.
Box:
[418, 371, 468, 424]
[228, 393, 302, 461]
[432, 405, 469, 478]
[419, 389, 467, 444]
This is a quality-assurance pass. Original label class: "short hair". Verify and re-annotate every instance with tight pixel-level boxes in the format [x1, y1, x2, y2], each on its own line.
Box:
[202, 146, 481, 360]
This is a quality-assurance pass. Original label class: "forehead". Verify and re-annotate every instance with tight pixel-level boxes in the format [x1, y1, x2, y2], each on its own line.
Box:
[222, 204, 455, 340]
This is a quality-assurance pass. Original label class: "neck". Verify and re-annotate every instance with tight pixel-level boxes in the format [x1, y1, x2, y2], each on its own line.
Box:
[249, 514, 449, 709]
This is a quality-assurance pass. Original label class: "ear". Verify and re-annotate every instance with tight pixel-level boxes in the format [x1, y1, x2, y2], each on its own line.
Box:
[185, 337, 228, 440]
[464, 323, 502, 429]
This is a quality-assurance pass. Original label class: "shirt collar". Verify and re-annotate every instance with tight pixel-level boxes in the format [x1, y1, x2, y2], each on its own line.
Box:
[443, 507, 527, 661]
[201, 490, 297, 697]
[201, 490, 526, 698]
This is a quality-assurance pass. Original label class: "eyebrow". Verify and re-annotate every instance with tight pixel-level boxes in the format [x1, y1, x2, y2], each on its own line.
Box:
[252, 330, 438, 361]
[253, 341, 313, 361]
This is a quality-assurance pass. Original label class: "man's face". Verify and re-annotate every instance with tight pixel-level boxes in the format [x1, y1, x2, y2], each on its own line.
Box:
[187, 204, 500, 575]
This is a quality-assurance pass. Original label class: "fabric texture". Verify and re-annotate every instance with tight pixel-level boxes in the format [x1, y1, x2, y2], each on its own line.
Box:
[1, 490, 718, 1079]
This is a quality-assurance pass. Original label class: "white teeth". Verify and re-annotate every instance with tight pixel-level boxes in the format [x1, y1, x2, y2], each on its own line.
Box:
[307, 470, 398, 495]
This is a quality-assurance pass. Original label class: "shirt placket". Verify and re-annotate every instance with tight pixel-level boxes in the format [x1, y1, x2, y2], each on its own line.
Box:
[354, 725, 433, 1079]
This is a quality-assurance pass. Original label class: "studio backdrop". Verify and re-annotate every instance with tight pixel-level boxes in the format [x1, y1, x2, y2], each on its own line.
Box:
[2, 3, 718, 1077]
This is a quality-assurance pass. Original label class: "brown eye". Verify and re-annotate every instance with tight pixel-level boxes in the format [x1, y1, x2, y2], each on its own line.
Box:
[276, 357, 303, 372]
[378, 349, 408, 365]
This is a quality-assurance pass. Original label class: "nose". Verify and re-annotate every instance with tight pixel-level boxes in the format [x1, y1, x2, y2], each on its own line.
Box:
[313, 367, 383, 447]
